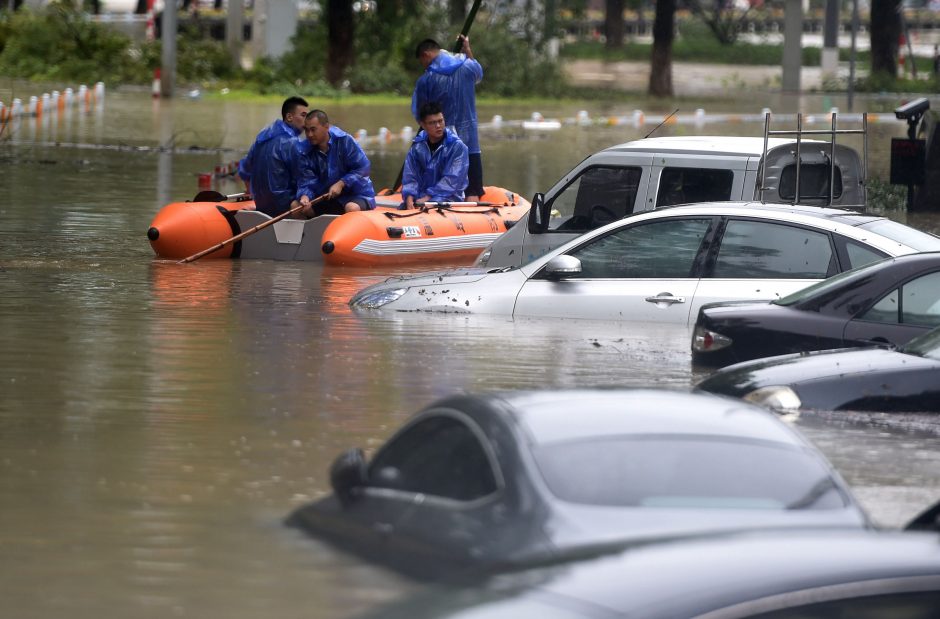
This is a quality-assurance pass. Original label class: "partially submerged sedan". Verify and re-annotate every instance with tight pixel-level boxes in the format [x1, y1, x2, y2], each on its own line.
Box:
[350, 202, 940, 325]
[287, 389, 869, 579]
[355, 527, 940, 619]
[696, 326, 940, 413]
[692, 252, 940, 367]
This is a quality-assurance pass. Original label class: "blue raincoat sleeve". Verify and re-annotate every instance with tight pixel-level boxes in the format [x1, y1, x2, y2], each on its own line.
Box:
[332, 129, 376, 206]
[401, 146, 422, 202]
[293, 139, 318, 201]
[237, 119, 301, 216]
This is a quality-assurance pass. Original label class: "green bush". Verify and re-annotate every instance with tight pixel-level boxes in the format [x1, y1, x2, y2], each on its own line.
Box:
[0, 3, 152, 83]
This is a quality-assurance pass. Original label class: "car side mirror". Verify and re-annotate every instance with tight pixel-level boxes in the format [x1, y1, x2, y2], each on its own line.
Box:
[528, 192, 548, 234]
[330, 448, 368, 506]
[541, 255, 582, 280]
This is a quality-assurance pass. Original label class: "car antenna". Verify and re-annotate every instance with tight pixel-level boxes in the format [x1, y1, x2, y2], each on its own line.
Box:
[643, 109, 679, 139]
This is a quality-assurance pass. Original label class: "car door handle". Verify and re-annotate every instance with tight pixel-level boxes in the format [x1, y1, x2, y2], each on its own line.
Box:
[645, 293, 686, 305]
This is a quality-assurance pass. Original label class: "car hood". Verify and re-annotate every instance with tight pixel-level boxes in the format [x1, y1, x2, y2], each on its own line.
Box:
[698, 347, 929, 395]
[352, 268, 498, 296]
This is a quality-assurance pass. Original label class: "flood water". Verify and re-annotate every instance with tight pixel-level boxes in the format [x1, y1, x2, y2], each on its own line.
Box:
[2, 83, 940, 619]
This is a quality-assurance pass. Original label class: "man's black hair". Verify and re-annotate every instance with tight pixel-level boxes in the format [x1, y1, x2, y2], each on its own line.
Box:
[418, 101, 444, 122]
[415, 38, 441, 59]
[281, 96, 309, 120]
[306, 109, 329, 125]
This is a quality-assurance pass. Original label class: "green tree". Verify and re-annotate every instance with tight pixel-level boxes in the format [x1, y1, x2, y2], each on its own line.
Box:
[870, 0, 900, 78]
[326, 0, 354, 85]
[605, 0, 624, 49]
[685, 0, 753, 45]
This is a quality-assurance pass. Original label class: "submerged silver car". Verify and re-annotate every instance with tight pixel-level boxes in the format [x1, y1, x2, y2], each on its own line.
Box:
[350, 202, 940, 324]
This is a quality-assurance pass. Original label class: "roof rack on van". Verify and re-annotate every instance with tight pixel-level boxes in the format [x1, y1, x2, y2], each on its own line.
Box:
[759, 111, 868, 207]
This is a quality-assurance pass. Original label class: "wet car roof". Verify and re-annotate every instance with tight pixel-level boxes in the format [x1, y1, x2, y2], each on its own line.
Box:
[489, 389, 807, 447]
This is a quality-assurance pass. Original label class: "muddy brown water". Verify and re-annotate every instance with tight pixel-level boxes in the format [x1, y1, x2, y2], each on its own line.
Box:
[1, 86, 939, 618]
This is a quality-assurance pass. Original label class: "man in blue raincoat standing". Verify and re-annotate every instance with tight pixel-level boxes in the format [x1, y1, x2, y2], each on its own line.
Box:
[292, 109, 376, 218]
[238, 96, 309, 217]
[412, 36, 483, 201]
[401, 101, 469, 210]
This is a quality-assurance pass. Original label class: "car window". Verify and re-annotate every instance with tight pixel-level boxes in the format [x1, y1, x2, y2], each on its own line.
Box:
[547, 166, 642, 232]
[713, 220, 835, 279]
[533, 437, 847, 510]
[860, 289, 899, 323]
[751, 590, 940, 619]
[655, 168, 734, 207]
[901, 271, 940, 327]
[774, 257, 891, 307]
[843, 239, 888, 269]
[778, 163, 843, 200]
[568, 218, 712, 278]
[368, 415, 498, 501]
[901, 326, 940, 360]
[859, 219, 940, 252]
[860, 272, 940, 327]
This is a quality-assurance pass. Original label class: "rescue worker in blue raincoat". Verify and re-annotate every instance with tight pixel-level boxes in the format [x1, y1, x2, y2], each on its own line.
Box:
[401, 101, 469, 210]
[237, 96, 309, 217]
[412, 36, 483, 201]
[292, 109, 376, 218]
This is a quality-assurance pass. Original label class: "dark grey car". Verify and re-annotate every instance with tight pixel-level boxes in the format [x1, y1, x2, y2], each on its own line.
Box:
[352, 527, 940, 619]
[287, 389, 869, 579]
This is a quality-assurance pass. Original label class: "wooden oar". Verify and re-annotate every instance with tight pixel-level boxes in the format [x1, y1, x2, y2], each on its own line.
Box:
[178, 194, 329, 264]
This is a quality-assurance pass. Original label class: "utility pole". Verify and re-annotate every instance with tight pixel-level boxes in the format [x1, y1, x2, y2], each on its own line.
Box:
[160, 2, 177, 98]
[821, 0, 839, 81]
[782, 0, 802, 92]
[227, 0, 244, 68]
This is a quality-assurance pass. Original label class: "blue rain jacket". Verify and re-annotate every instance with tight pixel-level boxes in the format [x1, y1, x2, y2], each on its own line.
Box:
[293, 126, 376, 208]
[412, 51, 483, 154]
[238, 119, 302, 217]
[401, 128, 469, 203]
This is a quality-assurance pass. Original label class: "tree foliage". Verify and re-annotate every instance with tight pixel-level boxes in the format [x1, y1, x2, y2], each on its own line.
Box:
[684, 0, 752, 46]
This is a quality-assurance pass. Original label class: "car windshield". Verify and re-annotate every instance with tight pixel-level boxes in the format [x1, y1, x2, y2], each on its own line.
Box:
[858, 220, 940, 252]
[533, 437, 846, 510]
[773, 258, 892, 307]
[900, 326, 940, 361]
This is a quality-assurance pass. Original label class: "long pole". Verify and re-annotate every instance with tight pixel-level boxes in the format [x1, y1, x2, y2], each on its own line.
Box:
[179, 194, 329, 264]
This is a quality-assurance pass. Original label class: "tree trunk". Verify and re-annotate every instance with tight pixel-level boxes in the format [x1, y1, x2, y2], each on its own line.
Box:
[648, 0, 675, 97]
[870, 0, 901, 79]
[605, 0, 624, 50]
[326, 0, 355, 86]
[134, 0, 147, 14]
[449, 0, 466, 28]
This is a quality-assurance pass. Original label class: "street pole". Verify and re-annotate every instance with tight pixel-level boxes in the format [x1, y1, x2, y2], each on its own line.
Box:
[848, 0, 859, 111]
[782, 0, 802, 92]
[160, 2, 176, 98]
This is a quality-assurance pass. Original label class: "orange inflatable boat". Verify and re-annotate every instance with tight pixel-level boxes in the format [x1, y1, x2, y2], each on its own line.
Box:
[147, 187, 529, 265]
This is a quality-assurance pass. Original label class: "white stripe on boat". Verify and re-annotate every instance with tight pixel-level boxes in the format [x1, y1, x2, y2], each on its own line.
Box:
[352, 233, 503, 256]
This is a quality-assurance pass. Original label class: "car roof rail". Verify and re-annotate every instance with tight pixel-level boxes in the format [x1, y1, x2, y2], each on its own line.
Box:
[758, 111, 869, 207]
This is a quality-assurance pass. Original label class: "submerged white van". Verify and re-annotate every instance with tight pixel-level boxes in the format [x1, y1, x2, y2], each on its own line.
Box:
[477, 133, 868, 269]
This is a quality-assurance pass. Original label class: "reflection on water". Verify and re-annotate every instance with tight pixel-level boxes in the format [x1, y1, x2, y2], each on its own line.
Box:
[1, 90, 939, 619]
